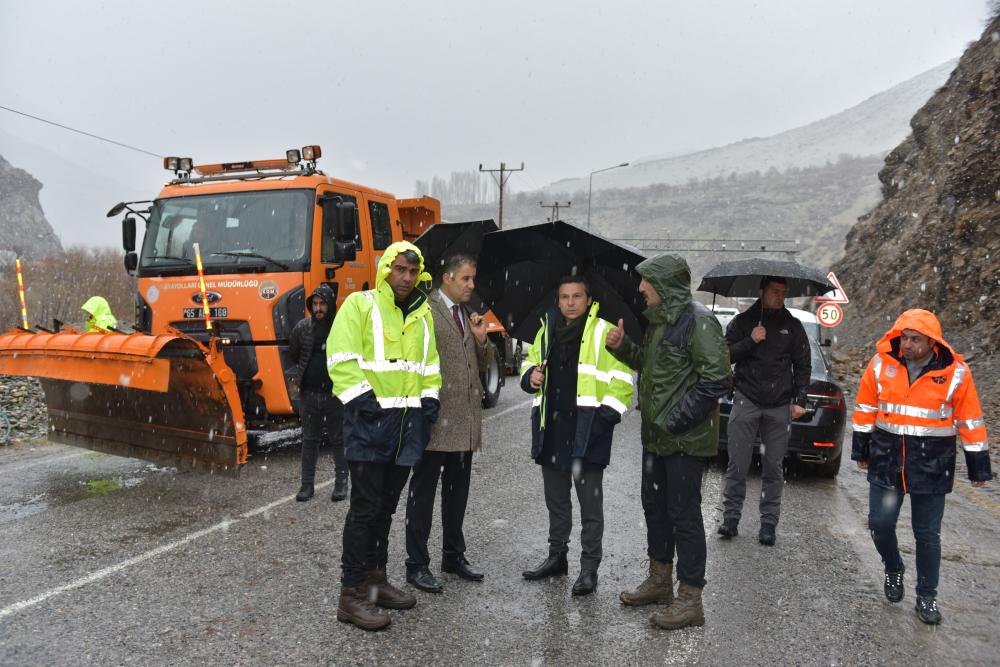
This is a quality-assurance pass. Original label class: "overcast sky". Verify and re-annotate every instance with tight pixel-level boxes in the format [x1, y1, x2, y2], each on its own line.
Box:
[0, 0, 993, 243]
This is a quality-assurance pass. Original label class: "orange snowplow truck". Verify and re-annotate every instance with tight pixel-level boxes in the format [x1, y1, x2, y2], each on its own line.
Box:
[0, 146, 506, 475]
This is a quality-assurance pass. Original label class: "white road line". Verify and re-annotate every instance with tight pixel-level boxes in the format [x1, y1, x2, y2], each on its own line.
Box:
[0, 397, 533, 620]
[0, 451, 85, 475]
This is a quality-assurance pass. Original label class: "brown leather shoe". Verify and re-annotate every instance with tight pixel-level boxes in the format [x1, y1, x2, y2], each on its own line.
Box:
[337, 585, 390, 631]
[650, 582, 705, 630]
[620, 559, 674, 607]
[366, 569, 417, 610]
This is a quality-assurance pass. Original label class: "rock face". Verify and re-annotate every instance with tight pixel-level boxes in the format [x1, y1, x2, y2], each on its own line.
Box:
[0, 154, 64, 260]
[833, 15, 1000, 356]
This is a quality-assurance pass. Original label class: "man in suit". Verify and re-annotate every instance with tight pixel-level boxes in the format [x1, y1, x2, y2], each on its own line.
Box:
[405, 253, 495, 593]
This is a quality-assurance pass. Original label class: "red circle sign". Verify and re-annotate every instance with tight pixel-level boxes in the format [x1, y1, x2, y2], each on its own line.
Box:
[818, 303, 844, 327]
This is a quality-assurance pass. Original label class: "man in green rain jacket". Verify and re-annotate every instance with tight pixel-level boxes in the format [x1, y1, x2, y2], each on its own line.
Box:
[606, 254, 730, 631]
[81, 296, 117, 332]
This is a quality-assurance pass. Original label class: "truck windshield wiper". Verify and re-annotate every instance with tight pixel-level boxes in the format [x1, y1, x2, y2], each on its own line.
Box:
[150, 254, 195, 266]
[212, 250, 289, 270]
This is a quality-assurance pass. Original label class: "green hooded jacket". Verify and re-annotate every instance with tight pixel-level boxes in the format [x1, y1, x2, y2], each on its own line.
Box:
[611, 254, 730, 457]
[81, 296, 117, 332]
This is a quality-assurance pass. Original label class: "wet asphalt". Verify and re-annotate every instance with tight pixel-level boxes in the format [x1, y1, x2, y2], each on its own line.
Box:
[1, 385, 999, 666]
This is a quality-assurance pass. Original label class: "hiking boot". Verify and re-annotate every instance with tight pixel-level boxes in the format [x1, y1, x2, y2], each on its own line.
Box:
[365, 569, 417, 609]
[758, 523, 776, 546]
[337, 584, 390, 631]
[620, 559, 674, 607]
[650, 582, 705, 630]
[522, 553, 568, 580]
[717, 518, 738, 539]
[295, 483, 314, 502]
[883, 565, 904, 603]
[915, 596, 942, 625]
[332, 474, 349, 502]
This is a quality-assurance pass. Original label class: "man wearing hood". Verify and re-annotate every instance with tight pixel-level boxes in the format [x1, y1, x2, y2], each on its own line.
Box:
[852, 309, 991, 625]
[287, 284, 347, 503]
[518, 276, 634, 596]
[327, 241, 441, 631]
[606, 254, 730, 630]
[718, 276, 811, 546]
[81, 296, 117, 332]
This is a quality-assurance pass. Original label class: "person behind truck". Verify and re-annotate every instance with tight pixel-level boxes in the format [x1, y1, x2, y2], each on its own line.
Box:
[287, 284, 348, 503]
[327, 241, 441, 632]
[852, 308, 991, 625]
[81, 296, 117, 332]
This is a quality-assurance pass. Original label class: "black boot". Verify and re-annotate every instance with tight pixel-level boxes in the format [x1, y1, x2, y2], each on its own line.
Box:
[717, 518, 738, 539]
[883, 565, 904, 603]
[332, 474, 348, 502]
[522, 553, 568, 581]
[758, 523, 776, 546]
[295, 483, 314, 502]
[442, 555, 484, 581]
[571, 569, 598, 596]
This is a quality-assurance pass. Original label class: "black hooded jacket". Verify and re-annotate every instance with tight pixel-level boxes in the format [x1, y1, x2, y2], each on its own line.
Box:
[288, 284, 337, 394]
[725, 301, 811, 408]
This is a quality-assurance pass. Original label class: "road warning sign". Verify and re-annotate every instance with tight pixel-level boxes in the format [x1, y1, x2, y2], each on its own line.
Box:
[818, 302, 844, 328]
[814, 271, 849, 304]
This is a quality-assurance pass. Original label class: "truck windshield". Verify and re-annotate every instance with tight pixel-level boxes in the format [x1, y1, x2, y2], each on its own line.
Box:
[139, 190, 311, 274]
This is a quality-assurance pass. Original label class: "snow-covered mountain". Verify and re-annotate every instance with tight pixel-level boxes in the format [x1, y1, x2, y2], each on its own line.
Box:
[545, 60, 957, 194]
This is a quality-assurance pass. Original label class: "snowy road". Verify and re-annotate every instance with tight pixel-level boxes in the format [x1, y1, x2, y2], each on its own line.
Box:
[1, 385, 998, 665]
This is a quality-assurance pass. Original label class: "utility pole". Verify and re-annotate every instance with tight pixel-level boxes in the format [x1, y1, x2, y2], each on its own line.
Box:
[539, 201, 571, 222]
[479, 161, 524, 229]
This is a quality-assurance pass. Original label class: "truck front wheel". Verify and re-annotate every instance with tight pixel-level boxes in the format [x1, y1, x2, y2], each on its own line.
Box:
[481, 345, 503, 408]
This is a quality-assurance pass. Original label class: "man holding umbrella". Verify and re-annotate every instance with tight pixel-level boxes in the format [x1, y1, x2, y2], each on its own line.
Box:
[718, 276, 810, 546]
[606, 254, 730, 630]
[519, 275, 634, 596]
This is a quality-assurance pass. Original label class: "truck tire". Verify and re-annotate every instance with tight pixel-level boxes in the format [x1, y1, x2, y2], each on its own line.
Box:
[817, 453, 842, 478]
[481, 345, 503, 408]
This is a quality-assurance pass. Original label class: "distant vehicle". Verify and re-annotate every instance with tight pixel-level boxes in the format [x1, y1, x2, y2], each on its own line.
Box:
[716, 308, 847, 477]
[710, 305, 739, 331]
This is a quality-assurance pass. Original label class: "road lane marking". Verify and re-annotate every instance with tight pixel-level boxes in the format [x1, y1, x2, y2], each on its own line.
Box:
[0, 452, 85, 475]
[0, 397, 533, 619]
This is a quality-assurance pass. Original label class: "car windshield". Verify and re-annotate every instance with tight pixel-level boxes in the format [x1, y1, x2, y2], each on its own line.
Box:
[139, 189, 311, 272]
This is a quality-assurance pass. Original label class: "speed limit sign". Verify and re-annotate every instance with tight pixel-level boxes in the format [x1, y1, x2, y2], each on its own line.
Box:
[817, 302, 844, 328]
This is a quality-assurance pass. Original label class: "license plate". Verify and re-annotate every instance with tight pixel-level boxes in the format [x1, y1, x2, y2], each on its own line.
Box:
[183, 307, 228, 319]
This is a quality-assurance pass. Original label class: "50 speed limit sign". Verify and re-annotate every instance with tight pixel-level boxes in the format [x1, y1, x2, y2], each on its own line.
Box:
[817, 302, 844, 328]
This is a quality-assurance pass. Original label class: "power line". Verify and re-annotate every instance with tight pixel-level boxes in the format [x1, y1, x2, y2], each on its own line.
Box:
[0, 104, 163, 158]
[479, 161, 524, 230]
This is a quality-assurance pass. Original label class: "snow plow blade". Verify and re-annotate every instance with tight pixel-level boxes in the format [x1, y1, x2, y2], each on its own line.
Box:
[0, 330, 247, 476]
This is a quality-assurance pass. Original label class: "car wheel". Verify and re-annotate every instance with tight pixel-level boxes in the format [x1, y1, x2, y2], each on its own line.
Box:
[817, 453, 842, 478]
[481, 346, 503, 408]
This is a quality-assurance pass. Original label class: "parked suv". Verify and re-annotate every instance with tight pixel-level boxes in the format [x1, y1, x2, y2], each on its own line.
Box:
[716, 309, 846, 477]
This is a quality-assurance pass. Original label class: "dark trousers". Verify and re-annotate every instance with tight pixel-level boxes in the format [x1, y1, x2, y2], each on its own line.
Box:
[405, 450, 474, 570]
[340, 460, 411, 587]
[868, 484, 946, 598]
[300, 390, 346, 486]
[642, 451, 707, 588]
[722, 391, 790, 526]
[542, 463, 605, 570]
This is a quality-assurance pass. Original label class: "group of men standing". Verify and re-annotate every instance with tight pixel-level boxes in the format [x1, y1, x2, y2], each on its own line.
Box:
[286, 239, 990, 633]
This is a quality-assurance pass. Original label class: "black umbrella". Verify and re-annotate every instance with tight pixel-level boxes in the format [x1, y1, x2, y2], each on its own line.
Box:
[697, 258, 835, 298]
[476, 221, 647, 342]
[412, 219, 498, 281]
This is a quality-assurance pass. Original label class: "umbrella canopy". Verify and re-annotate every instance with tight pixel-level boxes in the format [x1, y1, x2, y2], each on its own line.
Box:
[476, 221, 647, 342]
[412, 219, 498, 282]
[697, 258, 835, 298]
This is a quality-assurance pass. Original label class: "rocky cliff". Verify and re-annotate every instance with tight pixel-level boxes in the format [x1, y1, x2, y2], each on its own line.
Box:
[833, 16, 1000, 357]
[0, 154, 63, 260]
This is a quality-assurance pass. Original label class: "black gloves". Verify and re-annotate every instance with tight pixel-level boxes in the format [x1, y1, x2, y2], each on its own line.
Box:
[421, 397, 441, 425]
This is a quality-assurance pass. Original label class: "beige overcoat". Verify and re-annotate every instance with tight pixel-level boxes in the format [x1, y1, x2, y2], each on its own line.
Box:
[427, 289, 494, 452]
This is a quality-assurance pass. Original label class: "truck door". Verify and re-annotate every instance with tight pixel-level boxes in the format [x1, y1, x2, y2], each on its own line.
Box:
[312, 187, 372, 309]
[364, 195, 396, 272]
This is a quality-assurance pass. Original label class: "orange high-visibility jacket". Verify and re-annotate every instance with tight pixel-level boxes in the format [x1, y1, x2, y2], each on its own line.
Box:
[851, 309, 991, 493]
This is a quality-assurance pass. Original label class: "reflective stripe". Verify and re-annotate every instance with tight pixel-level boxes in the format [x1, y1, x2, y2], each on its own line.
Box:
[577, 396, 601, 408]
[377, 396, 423, 409]
[875, 420, 956, 437]
[945, 363, 967, 403]
[328, 352, 363, 365]
[955, 417, 985, 430]
[878, 401, 953, 420]
[421, 318, 430, 367]
[532, 396, 542, 408]
[339, 380, 373, 403]
[602, 395, 628, 414]
[421, 364, 440, 377]
[854, 403, 878, 414]
[872, 356, 883, 395]
[960, 439, 989, 452]
[577, 363, 635, 386]
[520, 360, 535, 375]
[362, 291, 385, 362]
[420, 388, 440, 400]
[358, 359, 431, 374]
[593, 319, 607, 369]
[853, 423, 874, 433]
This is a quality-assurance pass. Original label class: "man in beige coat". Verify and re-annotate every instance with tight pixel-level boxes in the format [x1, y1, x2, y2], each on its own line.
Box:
[405, 253, 495, 593]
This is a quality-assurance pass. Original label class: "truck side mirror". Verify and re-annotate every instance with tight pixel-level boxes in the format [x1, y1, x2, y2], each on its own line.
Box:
[323, 199, 357, 262]
[123, 215, 137, 252]
[124, 251, 138, 273]
[822, 338, 832, 347]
